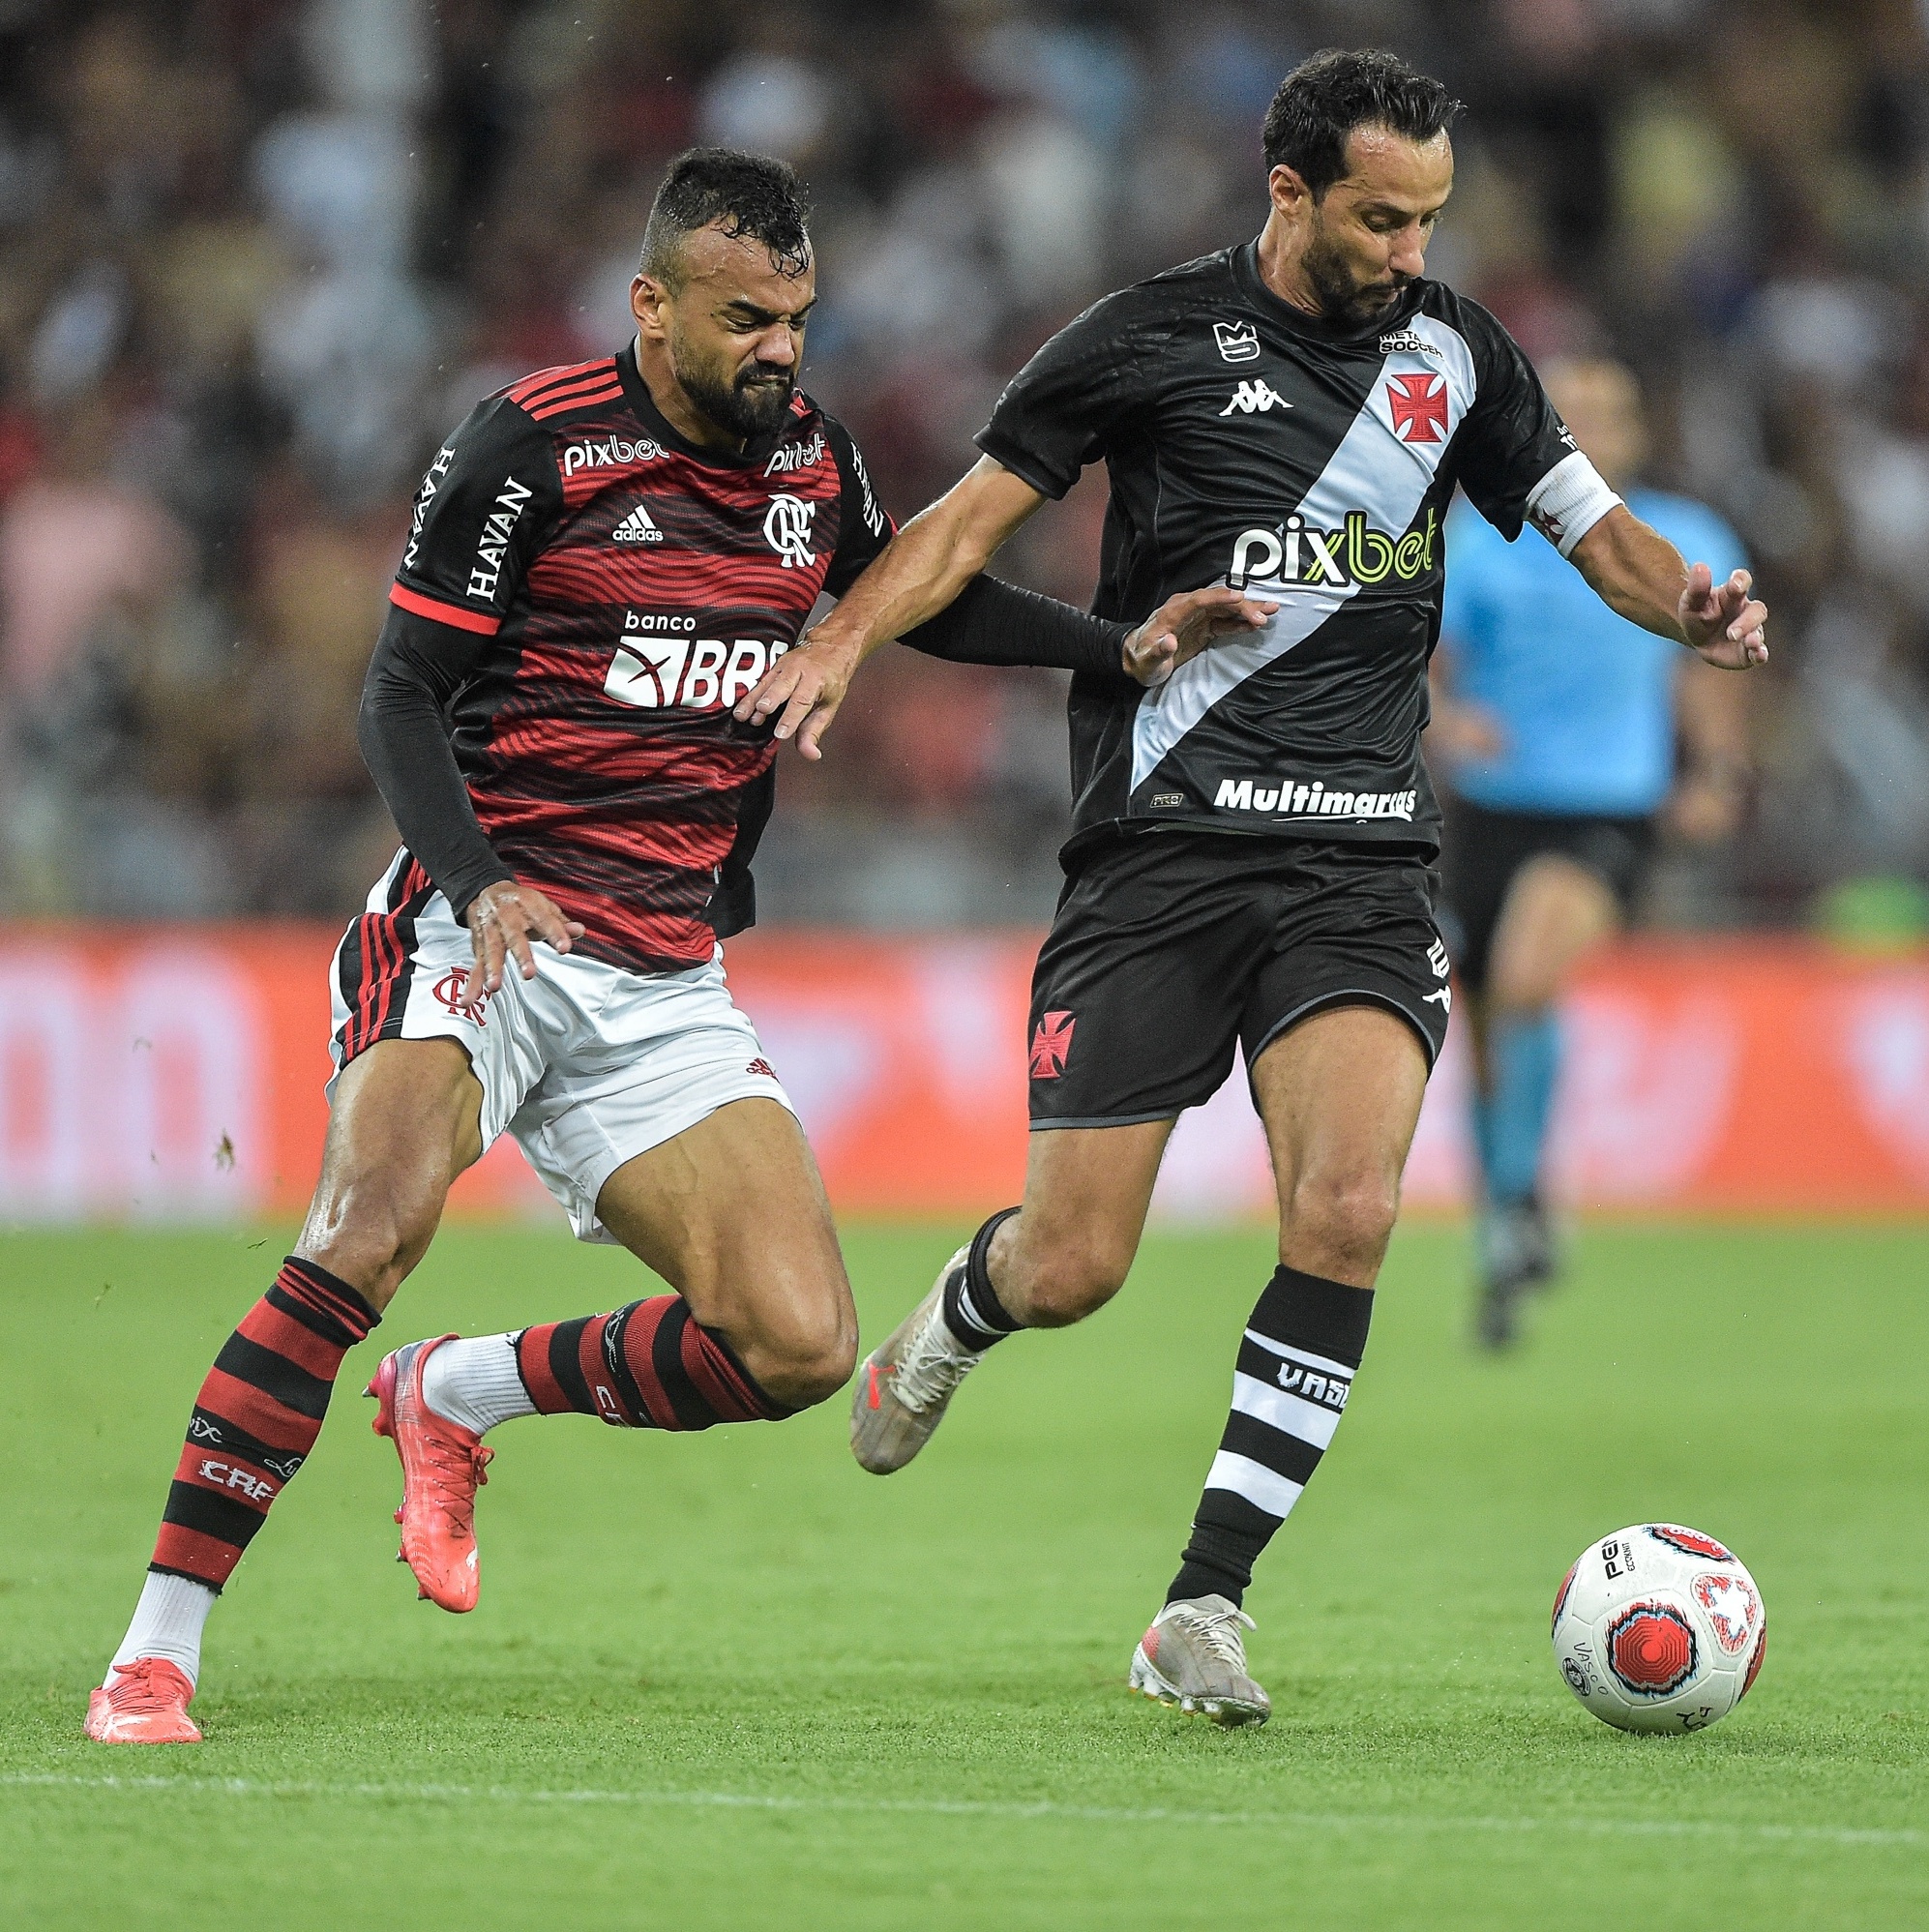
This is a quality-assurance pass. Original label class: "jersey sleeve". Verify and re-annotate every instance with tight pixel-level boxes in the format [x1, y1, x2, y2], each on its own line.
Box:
[822, 418, 897, 598]
[1450, 308, 1581, 542]
[974, 290, 1166, 500]
[391, 394, 562, 634]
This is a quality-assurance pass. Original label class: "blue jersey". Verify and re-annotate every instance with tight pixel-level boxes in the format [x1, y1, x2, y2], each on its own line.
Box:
[1438, 488, 1747, 817]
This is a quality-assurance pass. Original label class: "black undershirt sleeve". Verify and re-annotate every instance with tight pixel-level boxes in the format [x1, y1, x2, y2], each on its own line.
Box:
[899, 575, 1132, 678]
[357, 606, 513, 921]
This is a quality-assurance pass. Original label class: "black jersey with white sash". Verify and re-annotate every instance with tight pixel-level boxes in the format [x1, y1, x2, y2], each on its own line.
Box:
[976, 242, 1586, 860]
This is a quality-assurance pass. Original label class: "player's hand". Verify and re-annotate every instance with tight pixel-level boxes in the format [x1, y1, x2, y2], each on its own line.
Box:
[1679, 564, 1767, 670]
[462, 880, 586, 1006]
[1122, 586, 1278, 687]
[734, 636, 859, 761]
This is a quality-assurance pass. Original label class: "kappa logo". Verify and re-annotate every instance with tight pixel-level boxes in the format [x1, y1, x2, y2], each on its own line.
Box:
[610, 502, 664, 544]
[1029, 1011, 1076, 1079]
[1386, 371, 1449, 444]
[1220, 379, 1291, 416]
[762, 492, 818, 568]
[1424, 937, 1453, 1013]
[1213, 318, 1261, 363]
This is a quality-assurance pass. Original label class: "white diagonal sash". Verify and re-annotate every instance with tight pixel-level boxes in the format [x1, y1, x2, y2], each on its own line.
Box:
[1129, 314, 1477, 793]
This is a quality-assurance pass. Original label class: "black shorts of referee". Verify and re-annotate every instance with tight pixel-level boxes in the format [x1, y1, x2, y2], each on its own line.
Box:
[1024, 828, 1452, 1131]
[1439, 796, 1655, 996]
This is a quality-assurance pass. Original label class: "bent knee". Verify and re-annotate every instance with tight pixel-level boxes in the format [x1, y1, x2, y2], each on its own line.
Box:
[1284, 1171, 1401, 1277]
[297, 1190, 439, 1312]
[744, 1304, 858, 1411]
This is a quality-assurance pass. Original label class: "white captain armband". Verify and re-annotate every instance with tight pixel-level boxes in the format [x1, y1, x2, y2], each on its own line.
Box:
[1525, 450, 1622, 557]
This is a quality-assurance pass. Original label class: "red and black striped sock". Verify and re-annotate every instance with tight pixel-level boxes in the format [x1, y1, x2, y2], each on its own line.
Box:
[150, 1257, 380, 1591]
[515, 1296, 789, 1430]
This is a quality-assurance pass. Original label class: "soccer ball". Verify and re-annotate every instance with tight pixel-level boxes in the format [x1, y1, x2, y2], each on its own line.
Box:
[1551, 1524, 1766, 1734]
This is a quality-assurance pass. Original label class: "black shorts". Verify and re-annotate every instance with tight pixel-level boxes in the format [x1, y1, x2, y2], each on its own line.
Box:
[1025, 830, 1450, 1129]
[1441, 798, 1654, 993]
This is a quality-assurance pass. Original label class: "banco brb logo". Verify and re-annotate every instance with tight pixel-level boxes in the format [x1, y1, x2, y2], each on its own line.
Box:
[763, 493, 817, 568]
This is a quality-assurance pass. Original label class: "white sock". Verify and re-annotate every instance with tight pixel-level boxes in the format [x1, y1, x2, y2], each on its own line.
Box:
[107, 1572, 216, 1689]
[420, 1334, 537, 1436]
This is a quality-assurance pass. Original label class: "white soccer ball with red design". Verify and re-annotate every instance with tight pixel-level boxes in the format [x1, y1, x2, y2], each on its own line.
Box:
[1551, 1524, 1766, 1734]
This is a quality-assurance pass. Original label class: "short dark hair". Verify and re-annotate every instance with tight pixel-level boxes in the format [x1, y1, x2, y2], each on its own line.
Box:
[1261, 49, 1459, 197]
[640, 147, 813, 287]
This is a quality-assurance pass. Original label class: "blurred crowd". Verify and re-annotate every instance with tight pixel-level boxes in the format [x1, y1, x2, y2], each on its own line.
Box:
[4, 0, 1929, 931]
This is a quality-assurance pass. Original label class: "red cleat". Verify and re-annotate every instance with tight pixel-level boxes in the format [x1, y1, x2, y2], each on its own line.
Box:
[85, 1659, 202, 1744]
[367, 1335, 492, 1614]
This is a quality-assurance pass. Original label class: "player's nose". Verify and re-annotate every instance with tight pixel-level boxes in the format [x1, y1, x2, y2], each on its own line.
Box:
[1390, 227, 1428, 277]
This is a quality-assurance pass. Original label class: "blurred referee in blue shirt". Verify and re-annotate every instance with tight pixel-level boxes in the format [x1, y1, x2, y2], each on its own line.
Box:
[1432, 358, 1751, 1347]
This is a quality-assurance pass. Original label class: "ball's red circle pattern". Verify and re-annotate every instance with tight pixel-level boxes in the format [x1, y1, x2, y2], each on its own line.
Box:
[1608, 1602, 1699, 1696]
[1740, 1620, 1767, 1700]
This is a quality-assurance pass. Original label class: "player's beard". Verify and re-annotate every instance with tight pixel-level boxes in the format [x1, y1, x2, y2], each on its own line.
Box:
[672, 339, 796, 444]
[1303, 213, 1410, 329]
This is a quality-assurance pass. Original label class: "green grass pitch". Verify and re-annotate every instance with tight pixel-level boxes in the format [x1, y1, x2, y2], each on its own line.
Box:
[1, 1218, 1923, 1929]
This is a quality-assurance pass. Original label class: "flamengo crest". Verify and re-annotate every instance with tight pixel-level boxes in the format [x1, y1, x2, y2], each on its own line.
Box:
[763, 493, 818, 567]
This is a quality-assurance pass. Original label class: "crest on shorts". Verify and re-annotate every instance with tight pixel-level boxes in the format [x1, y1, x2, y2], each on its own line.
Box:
[432, 968, 488, 1025]
[1029, 1011, 1076, 1079]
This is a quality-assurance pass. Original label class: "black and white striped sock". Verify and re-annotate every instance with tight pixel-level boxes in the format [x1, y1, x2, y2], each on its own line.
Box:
[1168, 1265, 1375, 1607]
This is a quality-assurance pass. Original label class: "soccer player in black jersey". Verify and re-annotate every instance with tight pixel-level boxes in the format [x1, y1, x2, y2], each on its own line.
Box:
[83, 148, 1261, 1745]
[743, 51, 1769, 1726]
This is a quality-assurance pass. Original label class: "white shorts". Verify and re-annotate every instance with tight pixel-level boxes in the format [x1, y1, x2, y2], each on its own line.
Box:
[327, 854, 794, 1242]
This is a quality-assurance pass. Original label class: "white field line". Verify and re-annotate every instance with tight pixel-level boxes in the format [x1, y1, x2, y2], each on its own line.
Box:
[1, 1771, 1919, 1850]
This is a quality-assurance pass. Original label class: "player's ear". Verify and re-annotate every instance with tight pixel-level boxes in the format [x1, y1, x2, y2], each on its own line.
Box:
[632, 273, 668, 341]
[1267, 163, 1313, 222]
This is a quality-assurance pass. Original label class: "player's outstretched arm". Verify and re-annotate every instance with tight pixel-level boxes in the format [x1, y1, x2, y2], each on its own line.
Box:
[901, 577, 1277, 686]
[738, 456, 1047, 758]
[1568, 504, 1768, 670]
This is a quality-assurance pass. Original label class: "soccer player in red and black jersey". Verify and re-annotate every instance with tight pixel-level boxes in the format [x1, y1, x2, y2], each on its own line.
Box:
[85, 149, 1267, 1744]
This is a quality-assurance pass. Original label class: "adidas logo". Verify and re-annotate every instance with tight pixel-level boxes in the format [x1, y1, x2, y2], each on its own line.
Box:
[611, 502, 663, 544]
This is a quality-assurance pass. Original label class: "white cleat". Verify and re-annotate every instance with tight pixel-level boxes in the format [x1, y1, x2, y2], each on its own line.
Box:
[1129, 1595, 1271, 1728]
[849, 1246, 985, 1474]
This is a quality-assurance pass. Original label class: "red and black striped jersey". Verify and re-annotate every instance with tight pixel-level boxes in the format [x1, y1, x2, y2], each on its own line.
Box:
[385, 342, 893, 973]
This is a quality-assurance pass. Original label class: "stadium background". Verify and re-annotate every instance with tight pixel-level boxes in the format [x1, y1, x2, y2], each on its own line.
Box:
[1, 0, 1927, 1217]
